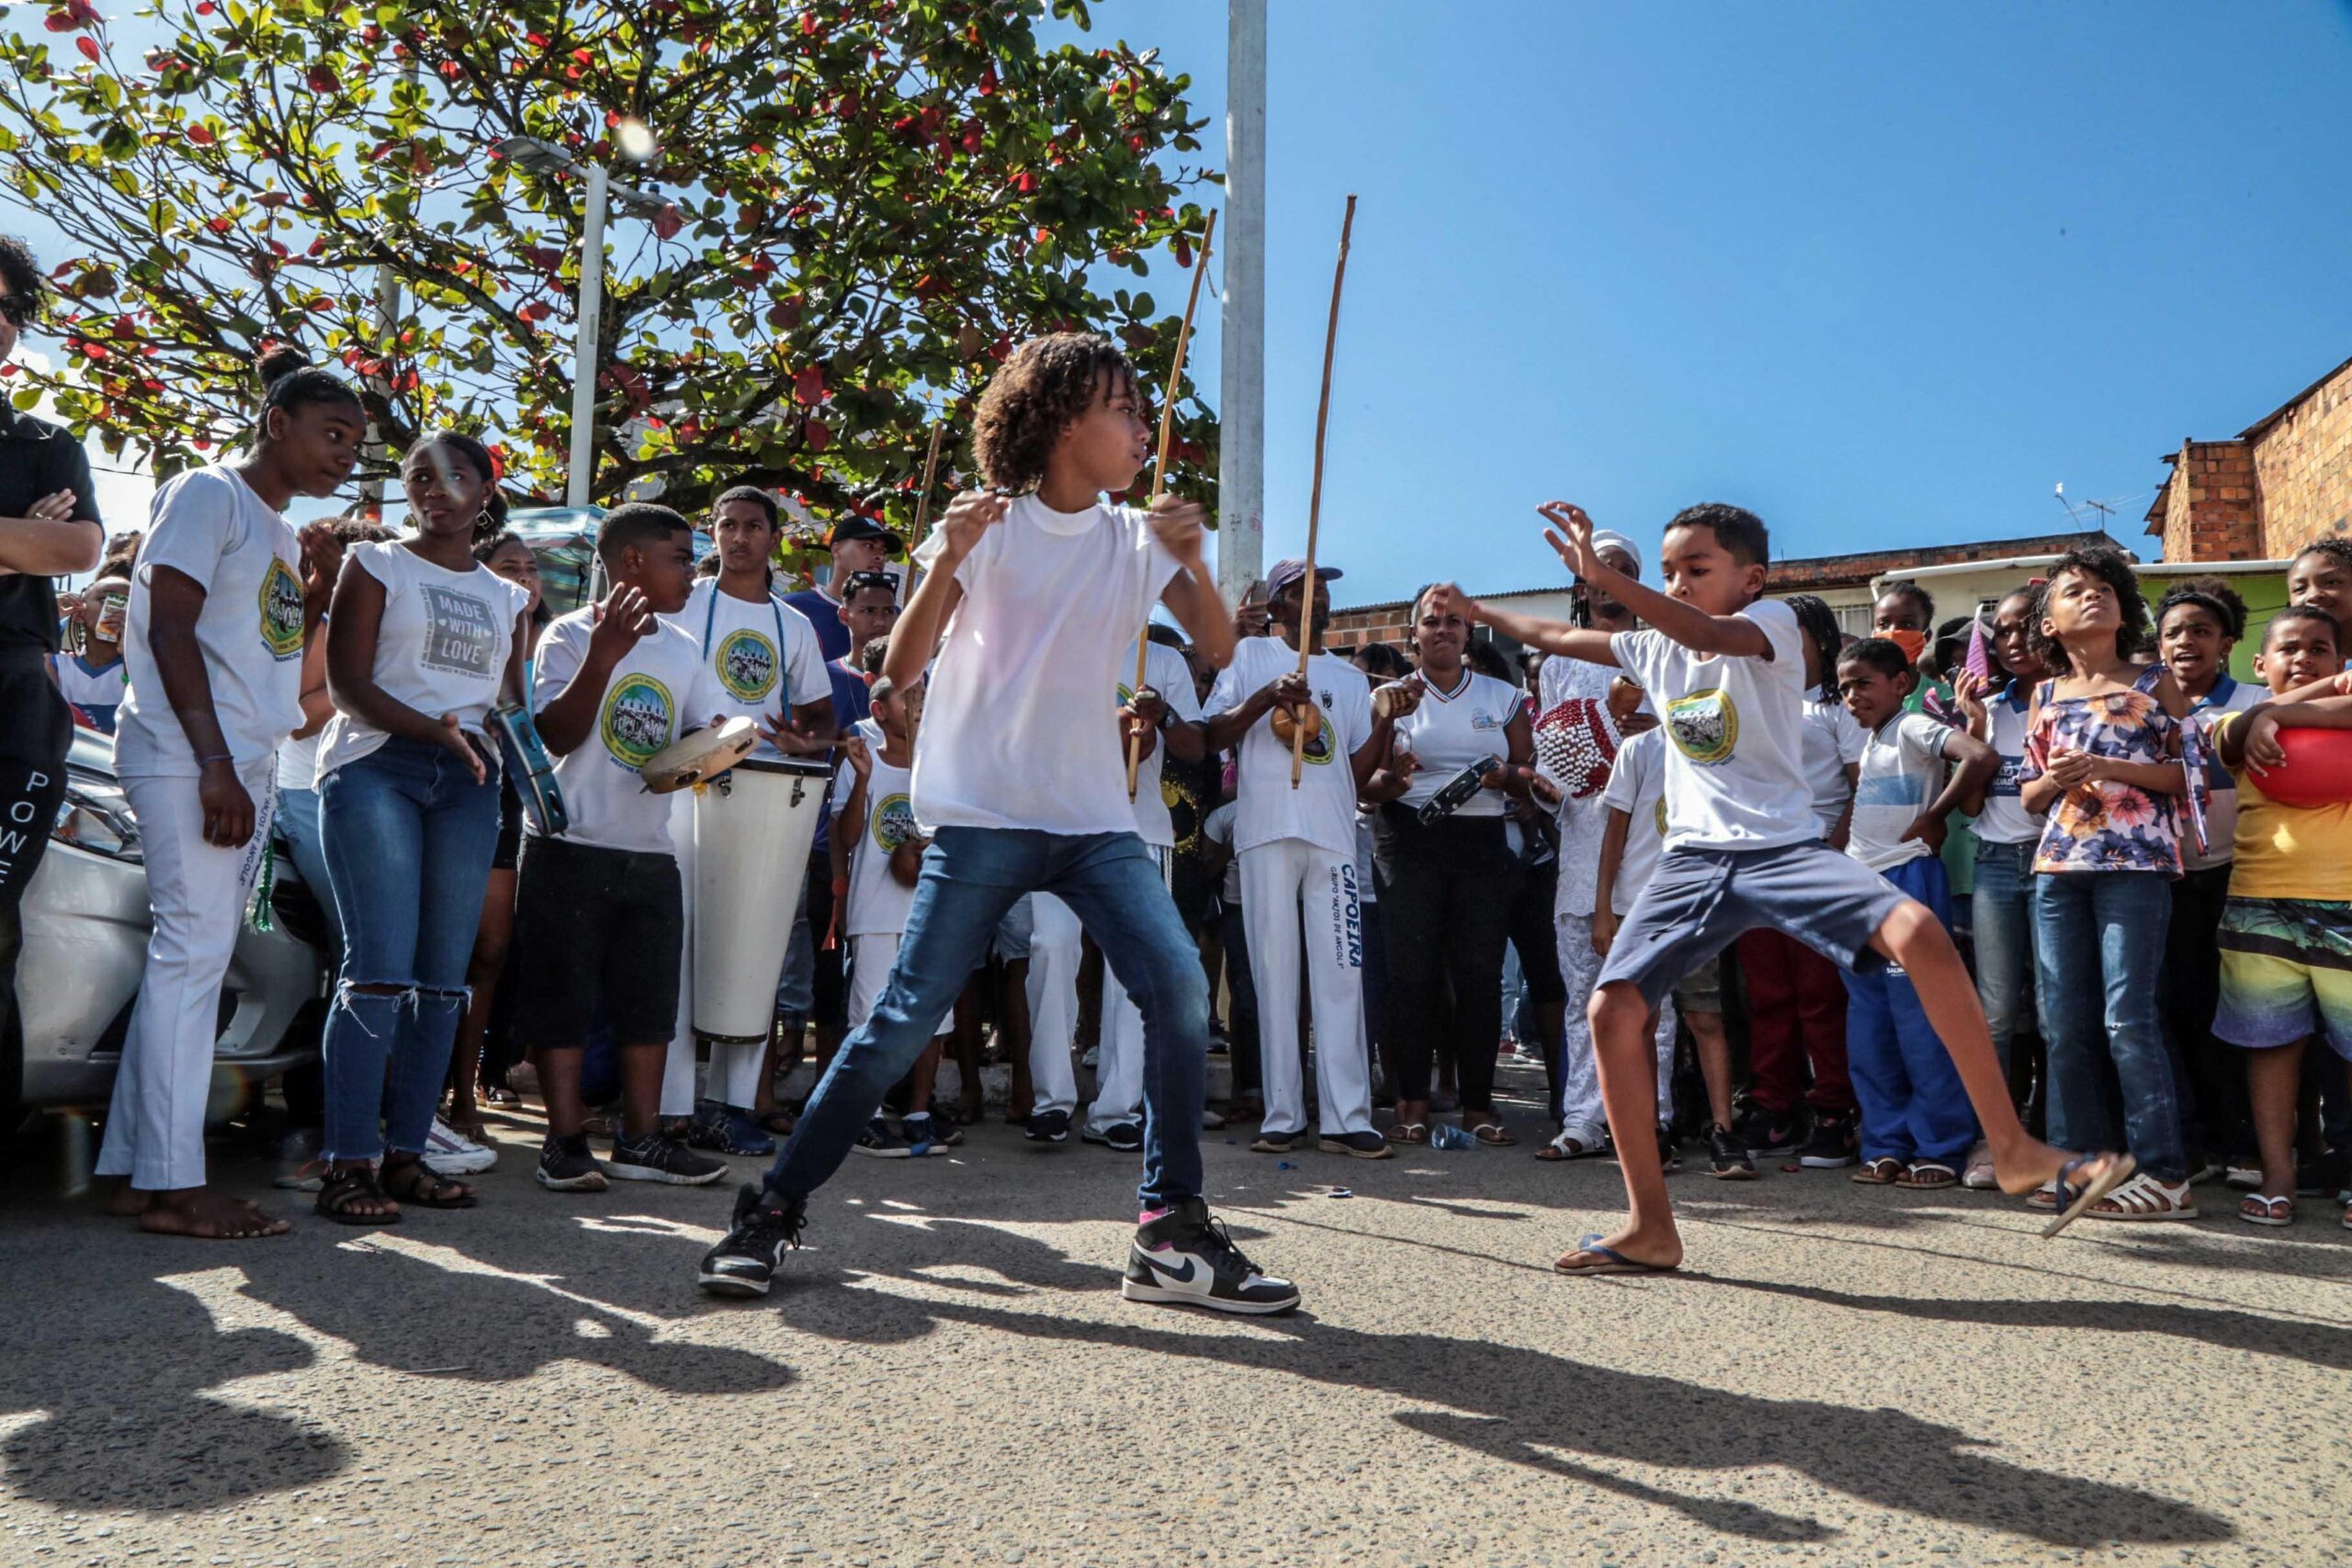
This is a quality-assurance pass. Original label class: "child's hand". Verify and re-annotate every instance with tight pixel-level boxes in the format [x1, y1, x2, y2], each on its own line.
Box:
[1590, 908, 1617, 956]
[2043, 748, 2097, 790]
[1898, 813, 1948, 854]
[1606, 677, 1645, 725]
[297, 520, 345, 609]
[1146, 497, 1208, 565]
[1422, 582, 1480, 626]
[933, 491, 1010, 566]
[1536, 501, 1605, 583]
[1951, 668, 1992, 732]
[588, 583, 656, 663]
[842, 734, 872, 781]
[2244, 710, 2288, 773]
[760, 710, 830, 757]
[1528, 769, 1564, 807]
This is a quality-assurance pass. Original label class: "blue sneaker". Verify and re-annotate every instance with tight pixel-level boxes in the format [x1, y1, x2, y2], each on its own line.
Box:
[687, 1102, 776, 1157]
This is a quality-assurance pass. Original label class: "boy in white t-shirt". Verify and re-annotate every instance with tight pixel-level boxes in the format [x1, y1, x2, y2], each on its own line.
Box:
[520, 503, 737, 1197]
[1203, 558, 1404, 1160]
[1437, 501, 2132, 1274]
[1589, 726, 1691, 1165]
[1835, 638, 1997, 1189]
[700, 333, 1297, 1316]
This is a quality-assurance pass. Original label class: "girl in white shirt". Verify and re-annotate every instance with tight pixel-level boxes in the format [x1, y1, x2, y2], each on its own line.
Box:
[311, 433, 528, 1223]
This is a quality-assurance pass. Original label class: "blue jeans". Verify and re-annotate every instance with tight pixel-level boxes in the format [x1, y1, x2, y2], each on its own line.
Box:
[2031, 870, 2185, 1183]
[1972, 839, 2036, 1075]
[1842, 857, 1976, 1167]
[318, 738, 503, 1161]
[274, 784, 345, 956]
[763, 827, 1209, 1208]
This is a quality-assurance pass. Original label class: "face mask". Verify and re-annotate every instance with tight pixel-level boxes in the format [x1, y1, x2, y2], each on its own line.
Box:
[1885, 627, 1928, 666]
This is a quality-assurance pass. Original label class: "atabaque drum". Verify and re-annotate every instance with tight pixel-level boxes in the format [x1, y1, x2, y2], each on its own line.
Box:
[692, 755, 829, 1043]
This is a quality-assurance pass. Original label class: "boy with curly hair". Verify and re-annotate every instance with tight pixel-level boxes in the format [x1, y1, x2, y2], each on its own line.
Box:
[698, 333, 1301, 1314]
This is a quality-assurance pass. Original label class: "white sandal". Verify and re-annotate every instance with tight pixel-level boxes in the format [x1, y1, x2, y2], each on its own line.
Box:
[2087, 1171, 2198, 1222]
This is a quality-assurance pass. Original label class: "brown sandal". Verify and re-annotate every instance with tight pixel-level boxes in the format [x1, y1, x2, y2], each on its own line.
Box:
[316, 1165, 401, 1225]
[381, 1157, 478, 1210]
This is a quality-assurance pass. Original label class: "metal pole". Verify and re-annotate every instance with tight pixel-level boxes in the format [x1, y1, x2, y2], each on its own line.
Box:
[566, 163, 608, 509]
[1217, 0, 1266, 607]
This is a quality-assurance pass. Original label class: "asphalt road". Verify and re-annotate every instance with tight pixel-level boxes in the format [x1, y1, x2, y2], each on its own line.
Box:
[2, 1062, 2346, 1567]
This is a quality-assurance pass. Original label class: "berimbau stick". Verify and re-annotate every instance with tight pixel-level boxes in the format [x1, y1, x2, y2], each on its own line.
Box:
[912, 418, 947, 538]
[1292, 194, 1357, 788]
[1126, 209, 1218, 798]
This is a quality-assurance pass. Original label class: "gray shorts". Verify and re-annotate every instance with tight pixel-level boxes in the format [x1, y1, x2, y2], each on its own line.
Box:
[1672, 953, 1723, 1015]
[1598, 841, 1905, 1010]
[990, 894, 1035, 963]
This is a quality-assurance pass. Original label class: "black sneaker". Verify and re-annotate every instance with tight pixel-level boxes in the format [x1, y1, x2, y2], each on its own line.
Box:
[1708, 1123, 1758, 1180]
[1123, 1198, 1301, 1315]
[854, 1116, 914, 1158]
[1087, 1121, 1143, 1153]
[686, 1101, 778, 1157]
[1318, 1130, 1396, 1160]
[1734, 1105, 1800, 1159]
[2295, 1148, 2352, 1201]
[696, 1184, 808, 1299]
[1799, 1111, 1858, 1168]
[899, 1112, 956, 1156]
[606, 1133, 729, 1186]
[1025, 1108, 1072, 1145]
[1657, 1124, 1683, 1173]
[1250, 1128, 1304, 1154]
[536, 1133, 609, 1192]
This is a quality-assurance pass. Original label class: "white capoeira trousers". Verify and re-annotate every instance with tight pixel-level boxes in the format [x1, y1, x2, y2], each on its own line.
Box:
[1238, 838, 1374, 1138]
[1026, 849, 1170, 1131]
[849, 931, 953, 1040]
[1555, 909, 1677, 1149]
[662, 791, 805, 1117]
[96, 761, 277, 1191]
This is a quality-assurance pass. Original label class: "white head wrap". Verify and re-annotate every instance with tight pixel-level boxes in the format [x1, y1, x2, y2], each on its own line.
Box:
[1588, 528, 1642, 580]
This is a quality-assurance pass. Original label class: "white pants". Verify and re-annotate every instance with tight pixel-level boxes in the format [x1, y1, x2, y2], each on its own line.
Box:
[662, 792, 801, 1117]
[1026, 850, 1169, 1130]
[849, 931, 952, 1040]
[1025, 893, 1088, 1118]
[96, 762, 277, 1191]
[1555, 909, 1677, 1148]
[1238, 838, 1374, 1137]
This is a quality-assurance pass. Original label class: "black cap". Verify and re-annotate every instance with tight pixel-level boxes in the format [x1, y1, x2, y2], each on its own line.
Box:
[827, 516, 904, 556]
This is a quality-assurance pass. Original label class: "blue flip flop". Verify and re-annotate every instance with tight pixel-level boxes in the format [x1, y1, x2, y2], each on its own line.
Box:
[1556, 1233, 1679, 1276]
[2041, 1151, 2138, 1239]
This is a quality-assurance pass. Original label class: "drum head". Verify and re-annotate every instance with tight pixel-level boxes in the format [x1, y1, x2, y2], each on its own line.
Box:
[731, 755, 833, 779]
[641, 716, 759, 791]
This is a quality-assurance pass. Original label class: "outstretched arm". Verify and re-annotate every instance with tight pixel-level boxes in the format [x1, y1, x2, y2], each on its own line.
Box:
[1537, 502, 1772, 659]
[1423, 582, 1619, 665]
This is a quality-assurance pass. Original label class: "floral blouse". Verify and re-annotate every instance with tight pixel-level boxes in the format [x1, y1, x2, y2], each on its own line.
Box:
[2019, 664, 2180, 876]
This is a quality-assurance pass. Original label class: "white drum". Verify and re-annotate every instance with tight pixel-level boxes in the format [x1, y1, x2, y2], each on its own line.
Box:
[691, 755, 829, 1043]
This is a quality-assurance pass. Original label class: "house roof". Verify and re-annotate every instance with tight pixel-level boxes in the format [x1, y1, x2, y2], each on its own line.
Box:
[2240, 350, 2352, 443]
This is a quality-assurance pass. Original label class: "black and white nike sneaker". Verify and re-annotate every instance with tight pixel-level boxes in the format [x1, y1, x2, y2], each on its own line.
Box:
[606, 1133, 729, 1186]
[696, 1184, 808, 1299]
[1123, 1197, 1301, 1315]
[1025, 1108, 1072, 1145]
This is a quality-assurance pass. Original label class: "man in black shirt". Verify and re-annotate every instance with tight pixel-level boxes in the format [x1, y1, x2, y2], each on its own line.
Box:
[0, 237, 105, 1101]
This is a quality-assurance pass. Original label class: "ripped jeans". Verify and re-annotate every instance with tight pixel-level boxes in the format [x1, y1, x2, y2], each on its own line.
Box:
[319, 736, 503, 1163]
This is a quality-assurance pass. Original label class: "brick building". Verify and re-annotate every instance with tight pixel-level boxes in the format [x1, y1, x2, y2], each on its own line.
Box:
[2149, 351, 2352, 564]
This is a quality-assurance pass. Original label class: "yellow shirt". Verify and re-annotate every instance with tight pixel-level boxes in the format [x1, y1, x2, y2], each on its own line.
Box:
[2218, 710, 2352, 901]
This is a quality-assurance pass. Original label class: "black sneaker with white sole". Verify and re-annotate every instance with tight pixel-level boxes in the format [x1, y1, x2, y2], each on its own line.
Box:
[1024, 1108, 1072, 1145]
[1319, 1130, 1396, 1160]
[1734, 1105, 1801, 1159]
[696, 1184, 808, 1299]
[1798, 1111, 1859, 1168]
[1707, 1122, 1758, 1180]
[899, 1112, 957, 1155]
[605, 1133, 729, 1186]
[1123, 1197, 1301, 1315]
[1090, 1121, 1143, 1153]
[854, 1116, 914, 1158]
[536, 1133, 609, 1192]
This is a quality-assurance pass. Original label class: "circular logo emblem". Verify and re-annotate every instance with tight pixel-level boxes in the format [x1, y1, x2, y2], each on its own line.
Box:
[601, 672, 676, 769]
[258, 557, 305, 660]
[1654, 795, 1669, 838]
[871, 791, 918, 852]
[1664, 688, 1738, 766]
[714, 628, 778, 703]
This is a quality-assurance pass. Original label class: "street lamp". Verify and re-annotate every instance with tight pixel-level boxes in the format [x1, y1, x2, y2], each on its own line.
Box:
[493, 134, 668, 508]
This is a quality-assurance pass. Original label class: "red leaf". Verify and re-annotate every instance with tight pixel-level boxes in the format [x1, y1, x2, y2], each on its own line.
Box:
[520, 300, 553, 323]
[76, 36, 101, 63]
[205, 216, 234, 234]
[650, 204, 683, 241]
[978, 66, 998, 96]
[526, 30, 551, 47]
[803, 419, 830, 453]
[799, 12, 821, 35]
[793, 365, 825, 405]
[306, 63, 340, 94]
[187, 124, 215, 147]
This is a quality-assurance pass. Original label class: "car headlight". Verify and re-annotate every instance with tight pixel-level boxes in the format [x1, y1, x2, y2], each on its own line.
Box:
[53, 776, 142, 863]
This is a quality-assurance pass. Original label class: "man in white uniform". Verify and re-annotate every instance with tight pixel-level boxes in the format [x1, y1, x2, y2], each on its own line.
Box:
[1204, 558, 1401, 1159]
[1029, 624, 1208, 1148]
[661, 486, 838, 1155]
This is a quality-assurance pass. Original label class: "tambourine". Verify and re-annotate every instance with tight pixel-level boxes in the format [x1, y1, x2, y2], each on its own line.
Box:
[641, 715, 758, 793]
[488, 701, 568, 837]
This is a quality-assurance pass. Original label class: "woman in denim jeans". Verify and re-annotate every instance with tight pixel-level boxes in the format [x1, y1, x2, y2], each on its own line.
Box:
[311, 434, 529, 1222]
[1951, 587, 2051, 1181]
[2017, 548, 2195, 1221]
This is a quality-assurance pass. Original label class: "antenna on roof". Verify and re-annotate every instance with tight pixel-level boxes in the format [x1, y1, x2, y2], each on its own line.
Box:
[2053, 481, 2085, 528]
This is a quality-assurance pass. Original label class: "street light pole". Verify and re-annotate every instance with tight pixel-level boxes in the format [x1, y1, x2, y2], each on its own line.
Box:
[567, 162, 609, 509]
[1218, 0, 1267, 608]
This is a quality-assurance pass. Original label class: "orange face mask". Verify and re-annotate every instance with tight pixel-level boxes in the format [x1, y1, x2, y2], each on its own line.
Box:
[1884, 627, 1928, 665]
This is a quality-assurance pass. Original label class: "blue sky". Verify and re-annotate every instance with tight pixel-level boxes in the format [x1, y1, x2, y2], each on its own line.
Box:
[17, 2, 2352, 609]
[1097, 0, 2352, 606]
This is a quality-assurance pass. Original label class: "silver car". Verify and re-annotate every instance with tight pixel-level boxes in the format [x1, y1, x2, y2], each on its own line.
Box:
[10, 728, 330, 1117]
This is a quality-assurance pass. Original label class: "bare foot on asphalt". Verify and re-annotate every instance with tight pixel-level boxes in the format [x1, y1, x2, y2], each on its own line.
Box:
[138, 1190, 290, 1239]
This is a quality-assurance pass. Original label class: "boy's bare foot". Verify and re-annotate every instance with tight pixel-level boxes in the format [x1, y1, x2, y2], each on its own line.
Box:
[1555, 1224, 1681, 1274]
[139, 1190, 290, 1239]
[105, 1182, 153, 1218]
[1992, 1140, 2129, 1199]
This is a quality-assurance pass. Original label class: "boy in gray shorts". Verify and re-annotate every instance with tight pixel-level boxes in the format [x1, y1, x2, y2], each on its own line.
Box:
[1432, 501, 2132, 1273]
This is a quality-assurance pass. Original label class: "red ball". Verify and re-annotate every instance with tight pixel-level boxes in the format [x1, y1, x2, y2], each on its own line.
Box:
[2256, 728, 2352, 808]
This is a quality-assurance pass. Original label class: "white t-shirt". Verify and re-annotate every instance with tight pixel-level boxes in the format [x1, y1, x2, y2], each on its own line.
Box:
[2184, 677, 2265, 873]
[1540, 653, 1621, 919]
[114, 466, 308, 777]
[1609, 598, 1814, 852]
[1390, 668, 1519, 818]
[1800, 694, 1866, 840]
[1125, 637, 1205, 849]
[1599, 728, 1669, 917]
[530, 606, 729, 856]
[671, 579, 833, 761]
[1203, 799, 1242, 905]
[313, 541, 526, 780]
[910, 496, 1179, 835]
[1847, 711, 1954, 873]
[1973, 680, 2041, 847]
[1206, 637, 1373, 858]
[832, 717, 925, 938]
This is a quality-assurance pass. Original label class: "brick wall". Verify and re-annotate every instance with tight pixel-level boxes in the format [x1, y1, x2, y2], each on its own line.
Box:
[1325, 602, 1409, 654]
[2156, 439, 2261, 563]
[2249, 356, 2352, 561]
